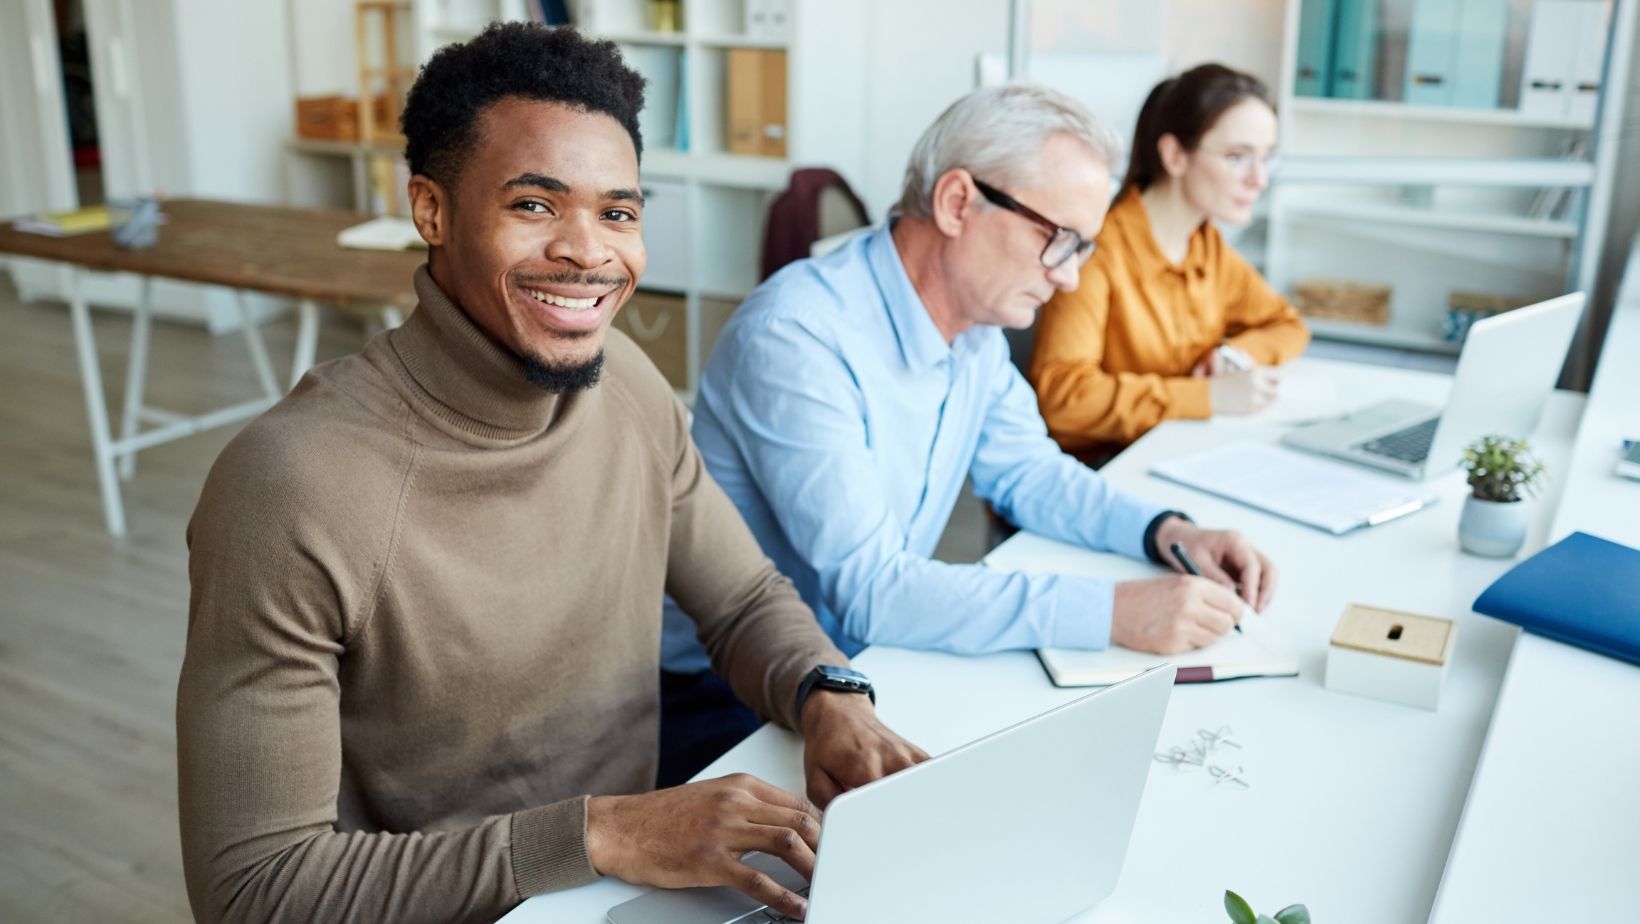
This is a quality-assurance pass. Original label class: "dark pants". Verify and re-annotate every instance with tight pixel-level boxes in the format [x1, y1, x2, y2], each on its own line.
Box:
[657, 668, 764, 788]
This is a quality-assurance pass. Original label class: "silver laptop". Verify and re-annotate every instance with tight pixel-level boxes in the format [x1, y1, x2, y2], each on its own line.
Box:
[1282, 293, 1584, 479]
[606, 665, 1176, 924]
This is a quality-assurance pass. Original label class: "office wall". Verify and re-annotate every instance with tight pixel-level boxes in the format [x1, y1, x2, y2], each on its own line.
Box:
[170, 0, 292, 203]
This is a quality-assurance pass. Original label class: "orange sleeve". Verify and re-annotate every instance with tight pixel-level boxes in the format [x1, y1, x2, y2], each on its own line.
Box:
[1219, 246, 1310, 365]
[1029, 266, 1212, 451]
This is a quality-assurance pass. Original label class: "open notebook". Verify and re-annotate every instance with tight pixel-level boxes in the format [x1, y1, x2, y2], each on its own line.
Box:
[985, 533, 1299, 687]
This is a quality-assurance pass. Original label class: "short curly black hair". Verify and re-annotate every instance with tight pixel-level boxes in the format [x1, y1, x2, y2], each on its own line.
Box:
[401, 22, 646, 186]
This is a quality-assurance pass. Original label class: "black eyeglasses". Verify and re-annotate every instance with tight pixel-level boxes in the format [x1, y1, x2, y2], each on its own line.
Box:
[971, 177, 1096, 269]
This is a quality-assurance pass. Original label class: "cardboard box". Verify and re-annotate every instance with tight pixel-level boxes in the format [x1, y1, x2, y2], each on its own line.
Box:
[1326, 604, 1456, 710]
[611, 292, 736, 391]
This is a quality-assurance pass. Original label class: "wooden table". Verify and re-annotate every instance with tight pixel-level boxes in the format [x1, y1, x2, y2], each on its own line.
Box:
[0, 199, 424, 536]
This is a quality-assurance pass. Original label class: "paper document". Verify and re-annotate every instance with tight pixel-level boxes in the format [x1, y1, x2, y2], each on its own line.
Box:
[984, 533, 1299, 687]
[1150, 440, 1438, 535]
[337, 216, 427, 251]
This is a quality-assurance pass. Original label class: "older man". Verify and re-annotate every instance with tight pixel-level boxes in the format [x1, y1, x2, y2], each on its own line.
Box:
[659, 84, 1279, 782]
[176, 24, 922, 924]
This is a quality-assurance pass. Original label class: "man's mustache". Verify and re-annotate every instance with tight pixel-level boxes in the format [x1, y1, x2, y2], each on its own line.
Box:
[516, 270, 630, 289]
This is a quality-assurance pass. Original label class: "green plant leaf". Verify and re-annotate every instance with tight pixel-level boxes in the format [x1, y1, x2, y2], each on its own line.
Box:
[1274, 904, 1312, 924]
[1256, 916, 1279, 924]
[1224, 890, 1257, 924]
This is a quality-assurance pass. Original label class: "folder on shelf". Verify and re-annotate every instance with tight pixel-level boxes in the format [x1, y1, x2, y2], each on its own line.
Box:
[726, 49, 787, 158]
[1149, 440, 1438, 536]
[1520, 0, 1607, 122]
[1405, 0, 1507, 108]
[1294, 0, 1336, 97]
[1329, 0, 1378, 100]
[1472, 531, 1640, 667]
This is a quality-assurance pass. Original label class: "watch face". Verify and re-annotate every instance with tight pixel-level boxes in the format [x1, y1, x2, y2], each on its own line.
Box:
[819, 666, 868, 683]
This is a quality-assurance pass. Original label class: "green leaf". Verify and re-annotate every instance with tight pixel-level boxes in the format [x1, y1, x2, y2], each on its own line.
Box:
[1256, 916, 1279, 924]
[1224, 890, 1257, 924]
[1274, 904, 1312, 924]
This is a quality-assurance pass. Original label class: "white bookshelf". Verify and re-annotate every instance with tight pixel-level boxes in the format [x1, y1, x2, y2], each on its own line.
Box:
[410, 0, 869, 398]
[1264, 0, 1634, 357]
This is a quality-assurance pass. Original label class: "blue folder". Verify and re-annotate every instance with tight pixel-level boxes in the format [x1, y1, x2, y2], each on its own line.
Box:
[1472, 531, 1640, 666]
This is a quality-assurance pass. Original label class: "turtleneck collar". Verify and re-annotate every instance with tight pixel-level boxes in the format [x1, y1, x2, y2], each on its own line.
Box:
[386, 265, 570, 439]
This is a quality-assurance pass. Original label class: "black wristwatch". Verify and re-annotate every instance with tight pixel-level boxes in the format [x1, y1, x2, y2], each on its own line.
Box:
[1143, 510, 1193, 565]
[794, 665, 876, 717]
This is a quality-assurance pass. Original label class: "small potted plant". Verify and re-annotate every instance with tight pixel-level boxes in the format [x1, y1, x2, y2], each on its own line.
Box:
[1225, 889, 1309, 924]
[1457, 434, 1546, 558]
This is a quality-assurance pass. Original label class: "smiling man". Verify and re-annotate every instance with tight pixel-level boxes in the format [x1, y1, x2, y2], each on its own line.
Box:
[176, 24, 922, 924]
[657, 84, 1282, 784]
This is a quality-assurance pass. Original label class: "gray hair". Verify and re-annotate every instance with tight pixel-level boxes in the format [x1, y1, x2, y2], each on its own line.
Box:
[896, 83, 1122, 219]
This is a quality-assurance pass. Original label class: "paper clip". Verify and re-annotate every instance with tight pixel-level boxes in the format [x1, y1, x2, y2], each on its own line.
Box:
[1197, 726, 1241, 751]
[1153, 746, 1204, 769]
[1208, 764, 1251, 789]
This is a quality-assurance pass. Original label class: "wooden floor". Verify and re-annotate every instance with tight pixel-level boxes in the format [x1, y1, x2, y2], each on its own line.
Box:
[0, 276, 361, 923]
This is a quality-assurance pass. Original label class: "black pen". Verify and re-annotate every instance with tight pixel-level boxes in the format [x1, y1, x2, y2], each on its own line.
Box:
[1170, 542, 1243, 633]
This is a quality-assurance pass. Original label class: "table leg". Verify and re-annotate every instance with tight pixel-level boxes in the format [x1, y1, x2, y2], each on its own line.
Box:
[290, 299, 319, 389]
[117, 275, 153, 480]
[67, 269, 127, 537]
[234, 289, 282, 402]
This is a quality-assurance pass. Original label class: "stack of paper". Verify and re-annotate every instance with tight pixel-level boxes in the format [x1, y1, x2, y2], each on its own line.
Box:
[14, 205, 114, 236]
[336, 216, 427, 251]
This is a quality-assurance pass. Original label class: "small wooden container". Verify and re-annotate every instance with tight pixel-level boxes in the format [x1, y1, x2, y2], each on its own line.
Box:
[1293, 279, 1392, 326]
[294, 96, 360, 142]
[1325, 604, 1456, 710]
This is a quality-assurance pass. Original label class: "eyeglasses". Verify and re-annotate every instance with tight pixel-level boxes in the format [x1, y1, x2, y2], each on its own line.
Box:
[1199, 148, 1282, 179]
[971, 177, 1096, 269]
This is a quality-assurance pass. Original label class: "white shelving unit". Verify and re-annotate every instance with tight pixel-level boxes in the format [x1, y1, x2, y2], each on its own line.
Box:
[410, 0, 868, 398]
[1264, 0, 1635, 357]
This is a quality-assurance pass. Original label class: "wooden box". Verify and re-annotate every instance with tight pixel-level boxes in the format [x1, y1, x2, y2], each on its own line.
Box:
[610, 292, 737, 391]
[1293, 278, 1392, 326]
[295, 96, 360, 142]
[1326, 604, 1456, 710]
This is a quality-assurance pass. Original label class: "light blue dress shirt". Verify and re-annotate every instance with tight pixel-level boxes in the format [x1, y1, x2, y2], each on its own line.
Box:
[660, 224, 1167, 673]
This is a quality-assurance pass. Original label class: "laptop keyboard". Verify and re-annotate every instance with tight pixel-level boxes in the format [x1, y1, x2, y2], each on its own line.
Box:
[740, 892, 809, 923]
[1355, 417, 1439, 464]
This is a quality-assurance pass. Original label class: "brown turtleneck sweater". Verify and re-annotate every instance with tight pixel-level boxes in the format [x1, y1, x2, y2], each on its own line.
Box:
[176, 267, 847, 923]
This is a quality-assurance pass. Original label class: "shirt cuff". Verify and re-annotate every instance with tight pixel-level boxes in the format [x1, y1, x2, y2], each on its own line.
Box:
[1049, 576, 1116, 650]
[1165, 376, 1213, 419]
[510, 795, 600, 899]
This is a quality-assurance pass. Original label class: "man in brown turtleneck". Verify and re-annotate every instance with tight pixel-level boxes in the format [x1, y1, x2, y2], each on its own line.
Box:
[175, 23, 924, 924]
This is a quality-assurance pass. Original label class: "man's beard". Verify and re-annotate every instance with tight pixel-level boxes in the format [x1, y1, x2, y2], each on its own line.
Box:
[522, 349, 604, 393]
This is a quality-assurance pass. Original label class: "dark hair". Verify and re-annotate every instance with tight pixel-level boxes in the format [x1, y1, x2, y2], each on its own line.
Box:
[401, 22, 646, 186]
[1120, 63, 1273, 195]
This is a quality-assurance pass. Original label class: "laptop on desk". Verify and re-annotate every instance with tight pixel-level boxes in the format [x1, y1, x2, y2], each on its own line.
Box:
[606, 665, 1175, 924]
[1282, 293, 1584, 479]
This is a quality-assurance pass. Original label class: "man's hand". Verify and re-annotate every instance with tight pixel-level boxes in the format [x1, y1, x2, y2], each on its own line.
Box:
[799, 690, 928, 808]
[1111, 574, 1243, 654]
[586, 774, 822, 920]
[1155, 515, 1278, 611]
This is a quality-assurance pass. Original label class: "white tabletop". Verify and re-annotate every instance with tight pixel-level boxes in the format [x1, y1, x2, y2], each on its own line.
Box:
[502, 357, 1586, 924]
[1431, 250, 1640, 921]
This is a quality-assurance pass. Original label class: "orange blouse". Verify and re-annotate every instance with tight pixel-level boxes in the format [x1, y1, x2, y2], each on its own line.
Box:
[1029, 188, 1310, 454]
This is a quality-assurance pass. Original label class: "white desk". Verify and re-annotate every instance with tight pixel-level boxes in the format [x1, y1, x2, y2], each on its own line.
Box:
[1431, 245, 1640, 921]
[502, 357, 1585, 924]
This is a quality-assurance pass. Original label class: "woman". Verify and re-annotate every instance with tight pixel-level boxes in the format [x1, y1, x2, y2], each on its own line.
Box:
[1029, 63, 1310, 462]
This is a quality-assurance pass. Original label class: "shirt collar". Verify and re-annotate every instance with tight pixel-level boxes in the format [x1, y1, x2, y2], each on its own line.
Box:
[867, 222, 956, 372]
[1110, 187, 1209, 281]
[386, 264, 567, 438]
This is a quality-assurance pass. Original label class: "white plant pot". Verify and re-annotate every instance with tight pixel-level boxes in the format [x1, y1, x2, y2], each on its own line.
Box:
[1458, 495, 1528, 558]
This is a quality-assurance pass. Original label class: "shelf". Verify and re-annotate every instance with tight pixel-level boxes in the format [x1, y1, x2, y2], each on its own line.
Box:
[692, 33, 789, 49]
[641, 150, 791, 189]
[600, 29, 687, 46]
[1305, 318, 1462, 355]
[286, 137, 404, 158]
[1289, 96, 1595, 131]
[1275, 156, 1596, 188]
[1281, 201, 1578, 239]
